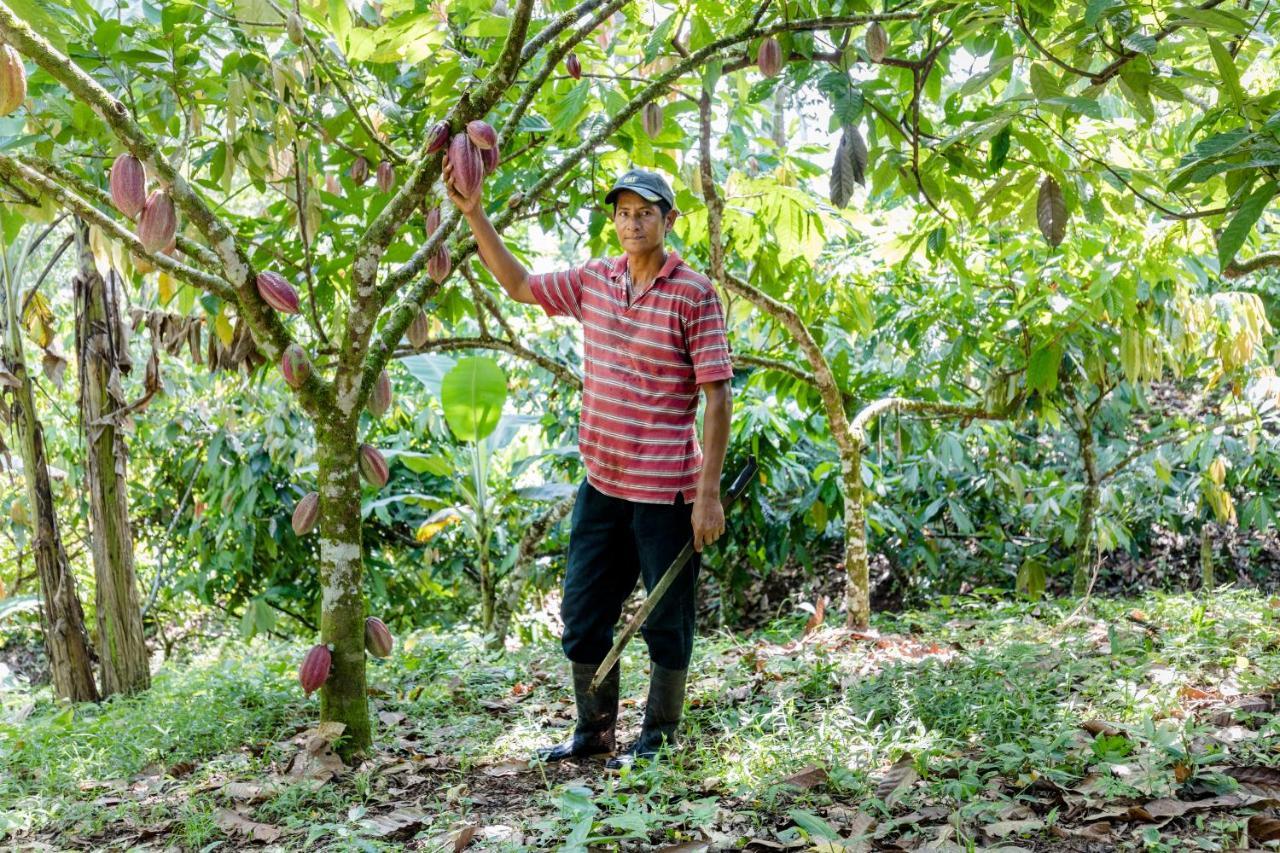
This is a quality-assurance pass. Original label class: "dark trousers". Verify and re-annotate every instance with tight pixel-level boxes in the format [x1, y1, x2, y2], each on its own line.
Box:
[560, 480, 700, 671]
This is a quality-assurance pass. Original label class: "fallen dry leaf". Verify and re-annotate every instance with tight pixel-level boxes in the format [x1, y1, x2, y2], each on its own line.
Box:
[782, 765, 828, 790]
[1250, 814, 1280, 842]
[361, 806, 430, 840]
[982, 817, 1044, 838]
[875, 754, 918, 806]
[1128, 794, 1247, 822]
[378, 710, 406, 728]
[481, 759, 529, 777]
[1081, 720, 1122, 737]
[1227, 766, 1280, 797]
[426, 822, 477, 851]
[213, 808, 281, 843]
[655, 842, 710, 852]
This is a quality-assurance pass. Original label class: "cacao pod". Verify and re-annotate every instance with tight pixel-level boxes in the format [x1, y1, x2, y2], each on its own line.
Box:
[427, 121, 450, 153]
[368, 368, 392, 417]
[447, 133, 483, 197]
[425, 205, 441, 235]
[866, 22, 888, 62]
[757, 38, 782, 78]
[480, 145, 499, 176]
[642, 102, 663, 139]
[138, 191, 177, 253]
[292, 491, 319, 536]
[257, 270, 301, 314]
[365, 617, 394, 658]
[428, 246, 451, 283]
[466, 120, 497, 150]
[299, 644, 331, 696]
[407, 309, 430, 348]
[324, 173, 341, 195]
[0, 44, 26, 117]
[1036, 175, 1068, 247]
[286, 11, 305, 46]
[566, 53, 582, 80]
[281, 343, 311, 388]
[359, 443, 389, 488]
[376, 160, 395, 192]
[109, 153, 147, 219]
[349, 156, 370, 185]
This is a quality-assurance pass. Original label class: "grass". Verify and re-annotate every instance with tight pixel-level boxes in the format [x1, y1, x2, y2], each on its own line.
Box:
[3, 589, 1280, 850]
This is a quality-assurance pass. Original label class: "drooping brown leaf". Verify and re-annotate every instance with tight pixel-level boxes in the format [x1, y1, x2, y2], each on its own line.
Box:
[802, 596, 828, 637]
[1036, 175, 1068, 247]
[213, 808, 282, 843]
[783, 764, 828, 790]
[875, 754, 918, 805]
[830, 125, 866, 208]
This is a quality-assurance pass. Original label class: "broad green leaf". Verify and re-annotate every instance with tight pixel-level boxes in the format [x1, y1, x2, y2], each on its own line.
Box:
[1208, 37, 1244, 111]
[1217, 180, 1277, 270]
[441, 357, 508, 443]
[643, 14, 678, 64]
[1028, 344, 1062, 394]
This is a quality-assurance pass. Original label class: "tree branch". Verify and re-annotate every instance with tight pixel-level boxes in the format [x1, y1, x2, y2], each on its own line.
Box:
[1224, 250, 1280, 279]
[400, 335, 582, 390]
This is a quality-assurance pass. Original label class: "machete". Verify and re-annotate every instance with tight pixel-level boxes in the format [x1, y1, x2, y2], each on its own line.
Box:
[589, 456, 759, 692]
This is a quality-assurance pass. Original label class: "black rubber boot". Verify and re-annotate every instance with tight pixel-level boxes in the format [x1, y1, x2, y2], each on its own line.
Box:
[535, 661, 620, 762]
[606, 664, 688, 770]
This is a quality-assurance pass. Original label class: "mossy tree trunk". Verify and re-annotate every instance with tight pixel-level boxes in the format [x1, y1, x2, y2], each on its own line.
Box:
[316, 418, 370, 757]
[72, 221, 150, 697]
[1072, 410, 1100, 596]
[1, 244, 99, 703]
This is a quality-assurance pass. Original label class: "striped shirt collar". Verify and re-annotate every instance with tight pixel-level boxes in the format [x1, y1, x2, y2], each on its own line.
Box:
[608, 249, 684, 283]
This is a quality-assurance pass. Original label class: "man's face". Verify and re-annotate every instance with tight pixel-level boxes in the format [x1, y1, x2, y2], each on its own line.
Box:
[612, 189, 676, 254]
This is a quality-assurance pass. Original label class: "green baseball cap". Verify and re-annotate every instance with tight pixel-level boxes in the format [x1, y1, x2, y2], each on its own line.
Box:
[604, 169, 675, 209]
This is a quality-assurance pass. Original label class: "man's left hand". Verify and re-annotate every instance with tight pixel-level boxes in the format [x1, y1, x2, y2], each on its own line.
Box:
[692, 495, 726, 553]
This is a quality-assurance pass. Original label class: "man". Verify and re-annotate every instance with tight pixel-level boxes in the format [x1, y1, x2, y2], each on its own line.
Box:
[443, 159, 733, 769]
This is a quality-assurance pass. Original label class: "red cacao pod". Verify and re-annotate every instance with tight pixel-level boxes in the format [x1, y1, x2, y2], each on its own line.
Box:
[359, 443, 389, 488]
[566, 53, 582, 80]
[466, 120, 497, 150]
[365, 617, 394, 657]
[448, 133, 483, 197]
[110, 154, 147, 219]
[368, 369, 392, 417]
[642, 102, 663, 139]
[757, 37, 782, 78]
[425, 206, 441, 235]
[292, 491, 319, 536]
[281, 343, 311, 388]
[427, 121, 450, 153]
[0, 44, 26, 117]
[376, 161, 395, 193]
[480, 145, 499, 176]
[349, 156, 370, 185]
[427, 246, 451, 283]
[299, 643, 331, 696]
[257, 270, 300, 315]
[138, 191, 177, 253]
[407, 309, 430, 348]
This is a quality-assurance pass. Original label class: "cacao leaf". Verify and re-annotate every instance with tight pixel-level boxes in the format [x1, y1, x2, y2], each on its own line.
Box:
[1036, 175, 1068, 247]
[847, 124, 867, 186]
[1208, 37, 1244, 111]
[1217, 181, 1277, 271]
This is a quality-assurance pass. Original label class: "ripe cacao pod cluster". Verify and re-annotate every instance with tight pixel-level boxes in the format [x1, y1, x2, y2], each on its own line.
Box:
[299, 644, 332, 696]
[109, 153, 179, 257]
[0, 44, 26, 117]
[365, 617, 394, 658]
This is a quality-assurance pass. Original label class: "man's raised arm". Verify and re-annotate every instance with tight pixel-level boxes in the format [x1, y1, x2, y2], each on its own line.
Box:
[443, 155, 537, 305]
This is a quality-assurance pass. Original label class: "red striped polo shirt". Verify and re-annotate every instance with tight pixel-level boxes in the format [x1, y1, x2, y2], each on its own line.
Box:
[528, 249, 733, 504]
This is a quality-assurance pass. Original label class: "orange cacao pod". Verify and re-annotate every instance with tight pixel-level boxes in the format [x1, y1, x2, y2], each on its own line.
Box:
[0, 44, 26, 116]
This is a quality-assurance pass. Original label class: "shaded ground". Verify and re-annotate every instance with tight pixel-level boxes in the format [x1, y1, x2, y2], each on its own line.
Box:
[5, 591, 1280, 850]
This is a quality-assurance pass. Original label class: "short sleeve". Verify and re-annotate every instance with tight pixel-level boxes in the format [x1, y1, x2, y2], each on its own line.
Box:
[684, 289, 734, 384]
[527, 265, 585, 321]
